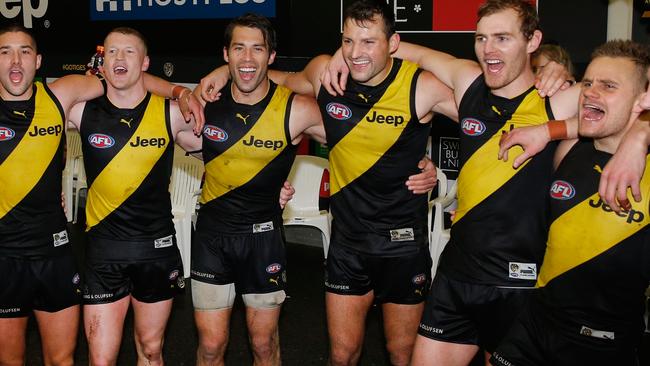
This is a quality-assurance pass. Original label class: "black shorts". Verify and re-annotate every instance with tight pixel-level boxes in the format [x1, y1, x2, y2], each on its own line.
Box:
[191, 221, 287, 295]
[491, 299, 640, 366]
[325, 242, 431, 304]
[419, 271, 533, 352]
[83, 235, 185, 304]
[0, 247, 81, 317]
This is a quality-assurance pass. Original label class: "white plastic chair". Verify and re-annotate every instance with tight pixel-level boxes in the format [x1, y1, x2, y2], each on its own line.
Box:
[283, 155, 331, 259]
[62, 129, 85, 223]
[170, 152, 204, 278]
[428, 168, 457, 280]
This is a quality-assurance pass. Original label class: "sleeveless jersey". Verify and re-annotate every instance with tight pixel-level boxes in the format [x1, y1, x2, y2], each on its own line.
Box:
[537, 140, 650, 339]
[199, 81, 297, 233]
[438, 75, 556, 287]
[80, 93, 175, 241]
[317, 58, 430, 255]
[0, 82, 67, 255]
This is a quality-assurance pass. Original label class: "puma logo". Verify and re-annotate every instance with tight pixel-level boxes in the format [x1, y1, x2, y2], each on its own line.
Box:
[269, 277, 279, 286]
[594, 164, 603, 174]
[12, 110, 27, 118]
[357, 93, 369, 103]
[119, 118, 133, 128]
[415, 288, 423, 296]
[236, 113, 250, 124]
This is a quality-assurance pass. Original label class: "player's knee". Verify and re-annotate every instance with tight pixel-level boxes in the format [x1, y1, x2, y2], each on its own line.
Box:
[329, 342, 362, 366]
[241, 290, 286, 309]
[192, 280, 236, 310]
[43, 353, 74, 366]
[135, 336, 163, 362]
[249, 334, 277, 359]
[385, 338, 414, 365]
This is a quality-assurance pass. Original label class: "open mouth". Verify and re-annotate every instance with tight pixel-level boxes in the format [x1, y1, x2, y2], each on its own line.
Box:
[581, 103, 606, 121]
[9, 69, 22, 84]
[113, 65, 128, 75]
[238, 67, 257, 81]
[485, 59, 504, 73]
[350, 59, 370, 70]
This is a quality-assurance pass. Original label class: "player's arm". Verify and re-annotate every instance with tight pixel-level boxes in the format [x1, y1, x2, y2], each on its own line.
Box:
[48, 74, 105, 113]
[415, 71, 458, 122]
[143, 73, 204, 127]
[599, 110, 650, 212]
[269, 54, 329, 97]
[170, 100, 203, 159]
[289, 94, 326, 144]
[498, 85, 581, 168]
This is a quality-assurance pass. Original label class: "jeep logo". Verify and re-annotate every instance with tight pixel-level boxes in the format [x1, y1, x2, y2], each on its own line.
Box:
[28, 124, 62, 137]
[589, 197, 645, 224]
[461, 118, 486, 136]
[130, 136, 166, 148]
[326, 102, 352, 120]
[0, 0, 49, 28]
[365, 110, 405, 126]
[550, 180, 575, 200]
[242, 135, 283, 150]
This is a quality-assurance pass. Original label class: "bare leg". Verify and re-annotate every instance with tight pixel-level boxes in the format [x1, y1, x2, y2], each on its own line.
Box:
[35, 305, 80, 366]
[381, 302, 423, 366]
[132, 298, 173, 366]
[325, 292, 374, 366]
[195, 308, 231, 366]
[0, 317, 28, 366]
[410, 335, 479, 366]
[245, 306, 282, 366]
[84, 296, 130, 366]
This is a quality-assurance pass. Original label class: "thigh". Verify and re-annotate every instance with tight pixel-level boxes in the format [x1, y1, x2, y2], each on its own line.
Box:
[0, 317, 28, 365]
[35, 305, 80, 363]
[325, 243, 372, 296]
[371, 245, 432, 304]
[83, 296, 131, 362]
[325, 292, 374, 351]
[132, 297, 173, 341]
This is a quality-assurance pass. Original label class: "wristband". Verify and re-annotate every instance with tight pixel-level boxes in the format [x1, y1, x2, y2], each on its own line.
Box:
[172, 85, 191, 100]
[547, 120, 567, 141]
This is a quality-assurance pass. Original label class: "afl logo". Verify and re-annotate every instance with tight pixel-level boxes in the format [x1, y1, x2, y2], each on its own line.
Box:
[0, 127, 15, 141]
[203, 125, 228, 142]
[412, 273, 426, 285]
[461, 118, 486, 136]
[550, 180, 575, 200]
[88, 133, 115, 149]
[326, 102, 352, 120]
[266, 263, 282, 274]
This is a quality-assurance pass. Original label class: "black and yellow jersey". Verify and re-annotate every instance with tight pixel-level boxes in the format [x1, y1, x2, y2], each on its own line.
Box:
[199, 81, 297, 234]
[439, 75, 556, 287]
[0, 82, 67, 255]
[80, 93, 175, 240]
[537, 140, 650, 339]
[317, 58, 430, 256]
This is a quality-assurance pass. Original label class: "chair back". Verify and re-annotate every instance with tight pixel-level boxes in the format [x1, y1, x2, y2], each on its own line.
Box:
[285, 155, 329, 215]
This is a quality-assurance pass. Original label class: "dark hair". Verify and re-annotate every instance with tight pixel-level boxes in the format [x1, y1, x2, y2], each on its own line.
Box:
[0, 23, 38, 52]
[477, 0, 538, 40]
[343, 0, 396, 38]
[533, 44, 574, 76]
[591, 40, 650, 92]
[224, 13, 277, 53]
[105, 27, 148, 54]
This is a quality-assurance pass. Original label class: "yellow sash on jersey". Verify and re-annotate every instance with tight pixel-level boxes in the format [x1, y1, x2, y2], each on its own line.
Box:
[0, 83, 63, 219]
[200, 85, 291, 204]
[85, 95, 168, 231]
[453, 91, 549, 224]
[537, 158, 650, 287]
[329, 61, 417, 196]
